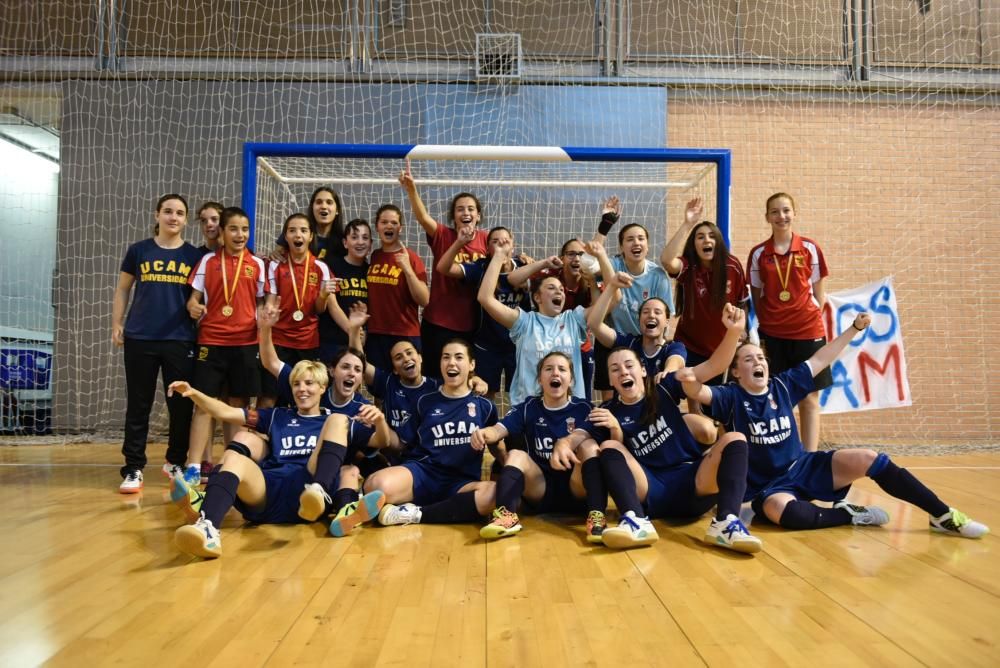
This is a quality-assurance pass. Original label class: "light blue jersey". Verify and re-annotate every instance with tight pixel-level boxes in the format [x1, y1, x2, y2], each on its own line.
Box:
[608, 255, 673, 335]
[508, 306, 589, 405]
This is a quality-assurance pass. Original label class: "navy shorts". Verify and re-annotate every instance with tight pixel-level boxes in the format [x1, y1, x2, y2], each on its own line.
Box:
[193, 343, 262, 399]
[759, 333, 832, 391]
[750, 450, 850, 509]
[233, 462, 314, 525]
[592, 340, 612, 391]
[473, 343, 515, 393]
[580, 347, 595, 402]
[522, 466, 587, 515]
[642, 461, 716, 519]
[402, 459, 478, 506]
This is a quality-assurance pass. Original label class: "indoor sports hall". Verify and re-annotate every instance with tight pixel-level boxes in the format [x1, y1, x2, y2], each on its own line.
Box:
[0, 2, 997, 666]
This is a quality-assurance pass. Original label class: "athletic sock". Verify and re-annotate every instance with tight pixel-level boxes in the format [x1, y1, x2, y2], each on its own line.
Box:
[868, 455, 948, 517]
[331, 487, 358, 514]
[581, 457, 607, 513]
[778, 500, 852, 530]
[599, 448, 643, 516]
[313, 440, 348, 493]
[495, 466, 525, 513]
[714, 439, 749, 520]
[420, 491, 482, 524]
[201, 470, 240, 528]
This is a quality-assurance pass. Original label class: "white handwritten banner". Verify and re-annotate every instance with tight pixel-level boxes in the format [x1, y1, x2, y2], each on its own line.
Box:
[819, 276, 911, 414]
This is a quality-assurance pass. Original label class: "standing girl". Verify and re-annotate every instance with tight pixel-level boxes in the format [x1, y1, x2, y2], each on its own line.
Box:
[112, 194, 203, 493]
[747, 193, 828, 451]
[320, 218, 371, 361]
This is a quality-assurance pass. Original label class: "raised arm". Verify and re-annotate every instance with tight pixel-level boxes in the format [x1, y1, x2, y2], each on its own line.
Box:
[396, 248, 430, 307]
[435, 225, 475, 279]
[590, 195, 620, 247]
[398, 159, 437, 237]
[346, 302, 376, 385]
[111, 272, 135, 347]
[507, 255, 562, 289]
[257, 304, 284, 379]
[477, 240, 520, 329]
[808, 312, 870, 375]
[167, 381, 247, 423]
[586, 271, 631, 347]
[660, 197, 702, 275]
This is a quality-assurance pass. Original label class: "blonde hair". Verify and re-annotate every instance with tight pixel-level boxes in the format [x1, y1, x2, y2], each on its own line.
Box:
[289, 360, 329, 388]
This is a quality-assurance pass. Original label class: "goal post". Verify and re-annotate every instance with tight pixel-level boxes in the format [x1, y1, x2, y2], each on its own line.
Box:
[243, 142, 732, 261]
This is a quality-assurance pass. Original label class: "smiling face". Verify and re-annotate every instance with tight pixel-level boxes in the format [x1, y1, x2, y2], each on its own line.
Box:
[533, 276, 566, 316]
[311, 189, 338, 230]
[440, 341, 474, 391]
[560, 239, 586, 279]
[328, 352, 364, 402]
[390, 341, 422, 383]
[155, 198, 187, 237]
[375, 207, 402, 248]
[731, 343, 769, 392]
[618, 224, 649, 265]
[283, 214, 313, 258]
[450, 195, 481, 234]
[639, 298, 670, 341]
[222, 214, 250, 255]
[343, 223, 372, 262]
[607, 349, 647, 402]
[538, 352, 573, 403]
[692, 223, 717, 265]
[765, 195, 796, 236]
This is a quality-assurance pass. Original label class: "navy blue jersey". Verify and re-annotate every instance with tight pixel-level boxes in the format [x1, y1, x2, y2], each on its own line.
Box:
[500, 396, 593, 471]
[709, 361, 816, 497]
[461, 256, 529, 351]
[368, 366, 441, 450]
[582, 372, 703, 468]
[244, 406, 331, 467]
[323, 256, 369, 348]
[409, 389, 498, 480]
[612, 332, 687, 380]
[120, 238, 203, 341]
[276, 362, 375, 447]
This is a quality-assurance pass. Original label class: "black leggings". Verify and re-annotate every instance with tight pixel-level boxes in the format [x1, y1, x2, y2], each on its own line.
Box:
[121, 338, 194, 475]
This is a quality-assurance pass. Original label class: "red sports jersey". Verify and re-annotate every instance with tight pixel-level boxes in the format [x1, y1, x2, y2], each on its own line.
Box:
[366, 247, 427, 336]
[673, 255, 749, 357]
[422, 226, 488, 332]
[266, 255, 331, 349]
[747, 234, 828, 340]
[190, 248, 266, 346]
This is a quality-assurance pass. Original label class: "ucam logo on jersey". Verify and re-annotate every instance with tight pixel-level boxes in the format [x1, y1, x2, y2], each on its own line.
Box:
[820, 277, 911, 414]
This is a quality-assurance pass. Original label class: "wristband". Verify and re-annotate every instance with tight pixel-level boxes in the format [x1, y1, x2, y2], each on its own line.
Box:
[597, 212, 618, 236]
[852, 322, 865, 332]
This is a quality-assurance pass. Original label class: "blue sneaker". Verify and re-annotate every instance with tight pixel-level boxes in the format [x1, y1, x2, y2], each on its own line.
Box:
[329, 490, 386, 537]
[182, 464, 201, 488]
[170, 472, 205, 523]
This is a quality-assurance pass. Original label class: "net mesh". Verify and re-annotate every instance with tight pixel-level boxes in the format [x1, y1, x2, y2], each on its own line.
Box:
[0, 1, 996, 447]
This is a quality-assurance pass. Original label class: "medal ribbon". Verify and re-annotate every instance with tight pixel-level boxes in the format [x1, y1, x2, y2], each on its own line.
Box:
[288, 253, 312, 314]
[773, 251, 793, 297]
[221, 249, 246, 310]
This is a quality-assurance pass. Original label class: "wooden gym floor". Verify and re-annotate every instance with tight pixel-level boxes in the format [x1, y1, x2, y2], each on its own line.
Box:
[0, 443, 997, 667]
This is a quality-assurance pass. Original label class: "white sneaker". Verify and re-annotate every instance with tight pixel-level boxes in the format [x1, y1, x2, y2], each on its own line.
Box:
[835, 500, 890, 526]
[161, 463, 184, 480]
[704, 514, 763, 554]
[175, 513, 222, 558]
[378, 502, 422, 526]
[298, 482, 332, 522]
[601, 511, 659, 549]
[930, 508, 990, 538]
[119, 469, 144, 494]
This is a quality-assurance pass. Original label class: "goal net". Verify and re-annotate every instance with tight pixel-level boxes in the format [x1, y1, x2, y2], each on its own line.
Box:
[249, 144, 730, 268]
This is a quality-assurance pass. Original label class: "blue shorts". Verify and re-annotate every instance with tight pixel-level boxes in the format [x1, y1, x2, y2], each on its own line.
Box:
[642, 461, 716, 519]
[233, 462, 314, 525]
[522, 466, 587, 515]
[751, 450, 850, 510]
[402, 459, 478, 506]
[473, 343, 515, 393]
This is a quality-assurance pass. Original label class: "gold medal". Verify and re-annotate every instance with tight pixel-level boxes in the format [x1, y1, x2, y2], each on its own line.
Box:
[292, 309, 304, 322]
[779, 290, 791, 302]
[221, 305, 234, 317]
[773, 251, 794, 304]
[287, 253, 313, 323]
[220, 249, 246, 319]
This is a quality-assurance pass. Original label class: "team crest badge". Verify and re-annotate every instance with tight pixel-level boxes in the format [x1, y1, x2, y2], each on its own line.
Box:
[308, 272, 319, 285]
[566, 417, 576, 432]
[198, 346, 209, 361]
[467, 402, 477, 417]
[244, 265, 254, 277]
[794, 255, 805, 268]
[768, 394, 778, 410]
